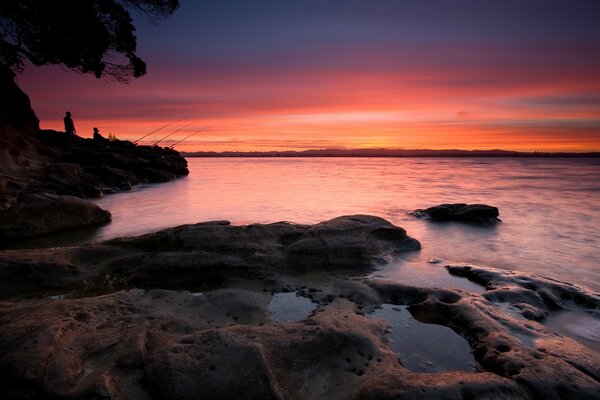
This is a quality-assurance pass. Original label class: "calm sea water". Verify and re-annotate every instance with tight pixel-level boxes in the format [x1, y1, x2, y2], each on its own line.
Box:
[18, 157, 600, 291]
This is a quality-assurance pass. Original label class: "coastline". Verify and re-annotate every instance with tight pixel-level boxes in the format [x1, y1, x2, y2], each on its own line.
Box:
[1, 79, 598, 398]
[0, 129, 189, 244]
[0, 216, 598, 398]
[2, 131, 599, 397]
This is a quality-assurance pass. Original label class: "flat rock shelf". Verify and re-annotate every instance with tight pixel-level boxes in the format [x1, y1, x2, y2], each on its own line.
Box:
[0, 215, 598, 399]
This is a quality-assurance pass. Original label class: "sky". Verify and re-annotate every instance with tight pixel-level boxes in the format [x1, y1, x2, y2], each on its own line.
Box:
[17, 0, 600, 152]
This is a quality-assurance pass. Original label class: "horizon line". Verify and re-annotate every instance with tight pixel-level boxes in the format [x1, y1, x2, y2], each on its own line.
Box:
[180, 148, 600, 157]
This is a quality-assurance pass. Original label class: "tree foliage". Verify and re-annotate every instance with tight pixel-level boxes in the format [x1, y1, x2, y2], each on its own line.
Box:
[0, 0, 179, 81]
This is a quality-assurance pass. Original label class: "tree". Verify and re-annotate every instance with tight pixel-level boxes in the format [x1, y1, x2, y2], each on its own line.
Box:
[0, 0, 179, 82]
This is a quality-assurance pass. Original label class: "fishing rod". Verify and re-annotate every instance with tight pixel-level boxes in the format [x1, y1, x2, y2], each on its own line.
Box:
[151, 123, 192, 146]
[169, 126, 211, 149]
[132, 119, 184, 144]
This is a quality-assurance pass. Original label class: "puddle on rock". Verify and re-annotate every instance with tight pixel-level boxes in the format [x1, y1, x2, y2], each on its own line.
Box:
[544, 311, 600, 352]
[374, 259, 485, 293]
[369, 304, 477, 372]
[268, 291, 318, 323]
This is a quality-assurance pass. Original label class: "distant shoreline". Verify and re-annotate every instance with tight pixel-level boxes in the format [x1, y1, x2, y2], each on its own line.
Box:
[181, 149, 600, 158]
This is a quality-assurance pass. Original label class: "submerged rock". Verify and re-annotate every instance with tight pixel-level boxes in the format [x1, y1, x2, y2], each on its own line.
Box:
[411, 203, 501, 225]
[0, 217, 599, 399]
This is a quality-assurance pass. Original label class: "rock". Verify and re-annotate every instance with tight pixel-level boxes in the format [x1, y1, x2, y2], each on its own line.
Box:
[286, 215, 421, 269]
[445, 263, 600, 320]
[0, 216, 419, 298]
[85, 165, 137, 193]
[0, 129, 188, 242]
[0, 65, 44, 175]
[0, 218, 599, 398]
[0, 193, 111, 242]
[27, 162, 103, 197]
[369, 274, 600, 399]
[0, 69, 189, 242]
[38, 130, 190, 186]
[411, 203, 501, 225]
[0, 65, 39, 134]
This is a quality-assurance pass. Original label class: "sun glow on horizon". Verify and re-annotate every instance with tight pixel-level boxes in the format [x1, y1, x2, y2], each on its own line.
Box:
[19, 5, 600, 154]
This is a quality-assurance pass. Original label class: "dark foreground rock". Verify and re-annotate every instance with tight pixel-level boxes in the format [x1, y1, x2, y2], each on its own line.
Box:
[1, 130, 188, 244]
[411, 203, 501, 225]
[0, 216, 598, 399]
[0, 215, 420, 296]
[1, 68, 189, 243]
[0, 193, 111, 242]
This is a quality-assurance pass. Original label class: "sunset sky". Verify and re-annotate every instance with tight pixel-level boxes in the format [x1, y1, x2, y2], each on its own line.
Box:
[17, 0, 600, 152]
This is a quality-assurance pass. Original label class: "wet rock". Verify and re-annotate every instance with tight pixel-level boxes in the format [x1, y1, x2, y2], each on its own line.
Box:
[85, 165, 137, 193]
[0, 292, 527, 400]
[446, 263, 600, 320]
[0, 216, 420, 297]
[107, 215, 420, 276]
[411, 203, 501, 225]
[285, 215, 421, 269]
[0, 193, 111, 242]
[1, 220, 599, 399]
[368, 273, 600, 399]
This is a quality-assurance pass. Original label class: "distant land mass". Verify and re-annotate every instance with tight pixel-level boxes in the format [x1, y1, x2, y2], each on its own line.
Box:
[181, 148, 600, 158]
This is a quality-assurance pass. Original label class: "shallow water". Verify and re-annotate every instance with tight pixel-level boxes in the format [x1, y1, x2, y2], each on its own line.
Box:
[545, 311, 600, 352]
[369, 304, 476, 372]
[373, 258, 486, 293]
[14, 157, 600, 291]
[268, 291, 318, 323]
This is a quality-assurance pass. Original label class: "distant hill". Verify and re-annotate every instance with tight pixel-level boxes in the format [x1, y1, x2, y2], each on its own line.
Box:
[182, 148, 600, 158]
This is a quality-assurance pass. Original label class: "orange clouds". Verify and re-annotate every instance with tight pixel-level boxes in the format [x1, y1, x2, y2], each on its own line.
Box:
[18, 51, 600, 152]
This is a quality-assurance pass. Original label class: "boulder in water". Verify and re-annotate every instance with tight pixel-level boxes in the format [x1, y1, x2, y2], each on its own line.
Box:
[411, 203, 501, 225]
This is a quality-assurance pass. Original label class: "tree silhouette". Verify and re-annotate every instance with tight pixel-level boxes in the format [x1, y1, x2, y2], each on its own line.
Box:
[0, 0, 179, 81]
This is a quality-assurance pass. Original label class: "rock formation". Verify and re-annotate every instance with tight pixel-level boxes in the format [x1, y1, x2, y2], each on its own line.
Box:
[0, 69, 189, 244]
[0, 216, 597, 399]
[411, 203, 501, 225]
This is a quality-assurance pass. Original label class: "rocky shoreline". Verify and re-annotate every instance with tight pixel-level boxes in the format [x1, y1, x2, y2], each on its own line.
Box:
[1, 68, 189, 244]
[0, 131, 189, 243]
[0, 215, 598, 399]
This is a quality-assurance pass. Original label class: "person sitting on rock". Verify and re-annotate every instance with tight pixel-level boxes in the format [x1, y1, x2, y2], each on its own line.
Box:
[63, 111, 76, 138]
[92, 127, 109, 145]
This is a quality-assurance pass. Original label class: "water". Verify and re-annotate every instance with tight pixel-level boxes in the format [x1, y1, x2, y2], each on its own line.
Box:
[14, 157, 600, 291]
[373, 258, 487, 293]
[268, 291, 319, 323]
[545, 311, 600, 352]
[369, 304, 476, 372]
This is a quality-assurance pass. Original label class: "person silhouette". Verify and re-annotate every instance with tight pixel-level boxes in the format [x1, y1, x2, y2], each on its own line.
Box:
[64, 111, 76, 138]
[93, 127, 109, 144]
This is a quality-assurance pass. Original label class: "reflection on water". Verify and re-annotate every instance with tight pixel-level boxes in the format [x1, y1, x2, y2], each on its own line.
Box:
[369, 304, 477, 372]
[373, 258, 486, 293]
[11, 157, 600, 291]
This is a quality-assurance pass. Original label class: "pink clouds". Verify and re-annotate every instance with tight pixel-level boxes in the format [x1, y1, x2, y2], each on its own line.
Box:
[17, 39, 600, 152]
